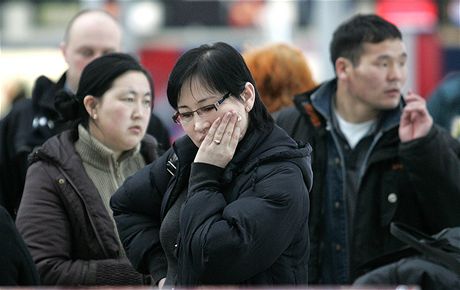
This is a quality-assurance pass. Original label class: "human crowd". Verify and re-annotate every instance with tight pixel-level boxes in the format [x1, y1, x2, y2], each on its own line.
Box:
[1, 8, 459, 289]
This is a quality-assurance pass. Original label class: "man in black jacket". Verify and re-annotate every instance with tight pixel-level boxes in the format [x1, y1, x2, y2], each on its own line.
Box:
[0, 9, 170, 219]
[277, 14, 460, 285]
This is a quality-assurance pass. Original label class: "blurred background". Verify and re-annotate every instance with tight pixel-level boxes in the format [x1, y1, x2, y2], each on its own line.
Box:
[1, 0, 459, 140]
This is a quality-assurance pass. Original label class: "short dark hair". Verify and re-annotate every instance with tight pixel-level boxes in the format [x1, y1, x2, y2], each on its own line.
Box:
[330, 14, 402, 68]
[167, 42, 273, 132]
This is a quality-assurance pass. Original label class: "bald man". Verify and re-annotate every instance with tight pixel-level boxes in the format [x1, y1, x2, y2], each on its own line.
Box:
[61, 10, 122, 93]
[0, 9, 170, 219]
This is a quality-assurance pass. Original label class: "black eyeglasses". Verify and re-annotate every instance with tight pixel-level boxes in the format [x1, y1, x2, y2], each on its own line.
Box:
[172, 92, 231, 124]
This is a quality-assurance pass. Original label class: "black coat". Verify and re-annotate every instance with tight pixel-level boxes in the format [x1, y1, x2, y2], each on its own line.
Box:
[111, 125, 313, 286]
[0, 205, 39, 285]
[0, 73, 170, 219]
[277, 83, 460, 283]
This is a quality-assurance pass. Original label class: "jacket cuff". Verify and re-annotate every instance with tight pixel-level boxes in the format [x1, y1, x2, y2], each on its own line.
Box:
[150, 271, 166, 286]
[400, 125, 437, 154]
[189, 162, 224, 193]
[149, 257, 167, 285]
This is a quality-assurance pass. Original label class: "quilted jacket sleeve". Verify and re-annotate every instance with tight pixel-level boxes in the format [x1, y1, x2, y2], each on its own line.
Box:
[400, 125, 460, 231]
[111, 150, 172, 284]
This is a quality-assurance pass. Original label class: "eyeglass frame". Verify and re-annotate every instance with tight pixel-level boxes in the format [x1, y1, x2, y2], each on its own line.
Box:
[172, 92, 231, 124]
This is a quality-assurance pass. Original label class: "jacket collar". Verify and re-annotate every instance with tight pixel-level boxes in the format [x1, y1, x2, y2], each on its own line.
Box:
[222, 125, 308, 184]
[172, 124, 305, 184]
[296, 78, 404, 133]
[76, 125, 142, 170]
[32, 73, 67, 116]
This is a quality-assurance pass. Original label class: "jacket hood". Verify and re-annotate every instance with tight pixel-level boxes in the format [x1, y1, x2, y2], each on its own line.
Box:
[29, 129, 158, 168]
[293, 79, 405, 133]
[170, 124, 313, 190]
[31, 73, 67, 117]
[222, 125, 312, 187]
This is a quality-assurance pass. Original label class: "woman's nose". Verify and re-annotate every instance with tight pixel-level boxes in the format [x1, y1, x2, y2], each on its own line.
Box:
[193, 114, 211, 132]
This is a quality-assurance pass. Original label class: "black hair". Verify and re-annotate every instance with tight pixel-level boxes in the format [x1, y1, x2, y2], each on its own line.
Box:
[55, 52, 154, 127]
[167, 42, 273, 132]
[330, 14, 402, 68]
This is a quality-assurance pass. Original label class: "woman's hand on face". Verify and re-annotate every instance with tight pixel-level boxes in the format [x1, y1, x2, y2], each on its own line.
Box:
[194, 111, 241, 168]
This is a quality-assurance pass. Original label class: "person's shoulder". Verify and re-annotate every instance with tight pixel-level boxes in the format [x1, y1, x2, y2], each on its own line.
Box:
[30, 74, 63, 107]
[0, 205, 16, 234]
[430, 72, 460, 98]
[276, 106, 302, 130]
[0, 205, 12, 220]
[147, 112, 171, 150]
[3, 98, 32, 119]
[443, 71, 460, 82]
[0, 98, 33, 135]
[29, 130, 74, 162]
[141, 133, 159, 161]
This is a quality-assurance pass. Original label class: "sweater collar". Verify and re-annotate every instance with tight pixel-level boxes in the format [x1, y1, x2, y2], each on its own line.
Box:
[76, 125, 141, 170]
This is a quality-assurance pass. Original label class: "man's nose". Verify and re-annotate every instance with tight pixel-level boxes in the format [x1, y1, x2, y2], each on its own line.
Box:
[388, 64, 405, 81]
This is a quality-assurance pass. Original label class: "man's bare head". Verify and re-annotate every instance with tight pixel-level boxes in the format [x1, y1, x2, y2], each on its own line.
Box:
[60, 9, 123, 92]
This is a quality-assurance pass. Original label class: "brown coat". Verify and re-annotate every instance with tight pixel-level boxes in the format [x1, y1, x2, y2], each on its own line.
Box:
[16, 129, 157, 285]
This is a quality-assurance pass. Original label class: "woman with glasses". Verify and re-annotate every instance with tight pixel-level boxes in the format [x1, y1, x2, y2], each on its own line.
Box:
[110, 42, 313, 287]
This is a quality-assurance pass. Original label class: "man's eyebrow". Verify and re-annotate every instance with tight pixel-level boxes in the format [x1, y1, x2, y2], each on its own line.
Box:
[376, 52, 407, 61]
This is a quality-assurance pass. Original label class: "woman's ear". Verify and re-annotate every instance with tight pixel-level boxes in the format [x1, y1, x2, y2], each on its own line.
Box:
[83, 95, 99, 120]
[242, 82, 256, 112]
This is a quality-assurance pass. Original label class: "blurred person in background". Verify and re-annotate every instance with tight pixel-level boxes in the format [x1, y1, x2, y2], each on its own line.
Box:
[0, 204, 39, 286]
[16, 53, 158, 285]
[427, 71, 460, 139]
[0, 8, 170, 220]
[111, 42, 312, 287]
[243, 43, 317, 118]
[0, 79, 28, 117]
[277, 14, 460, 285]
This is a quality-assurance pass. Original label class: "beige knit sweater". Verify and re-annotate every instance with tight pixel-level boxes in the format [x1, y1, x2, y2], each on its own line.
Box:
[75, 125, 146, 250]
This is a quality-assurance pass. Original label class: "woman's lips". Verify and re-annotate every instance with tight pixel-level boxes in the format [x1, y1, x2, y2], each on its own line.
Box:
[129, 125, 142, 134]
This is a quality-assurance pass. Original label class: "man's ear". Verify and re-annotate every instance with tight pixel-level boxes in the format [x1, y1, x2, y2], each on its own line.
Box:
[60, 41, 69, 64]
[242, 82, 256, 112]
[83, 95, 99, 119]
[335, 57, 352, 80]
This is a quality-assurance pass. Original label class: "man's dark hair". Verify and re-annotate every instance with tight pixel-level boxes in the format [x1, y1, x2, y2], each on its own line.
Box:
[330, 14, 402, 68]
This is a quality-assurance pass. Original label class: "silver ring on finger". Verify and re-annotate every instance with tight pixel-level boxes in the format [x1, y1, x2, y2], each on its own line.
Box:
[213, 139, 221, 145]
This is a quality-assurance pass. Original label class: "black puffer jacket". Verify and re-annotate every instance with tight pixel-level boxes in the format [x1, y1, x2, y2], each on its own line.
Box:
[111, 125, 312, 286]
